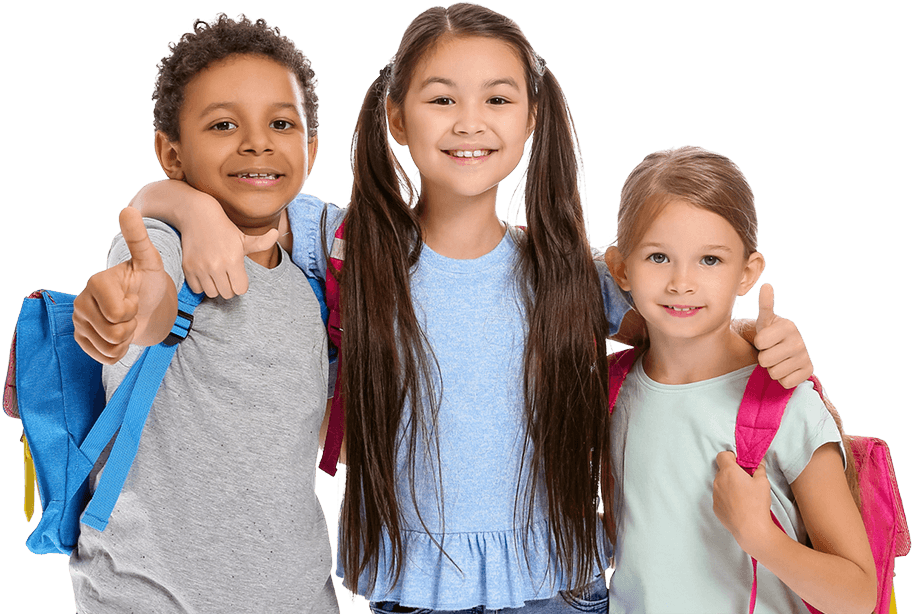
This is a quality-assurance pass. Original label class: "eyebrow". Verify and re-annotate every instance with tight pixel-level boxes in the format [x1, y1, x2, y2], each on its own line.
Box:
[198, 101, 302, 117]
[639, 242, 735, 253]
[419, 76, 522, 90]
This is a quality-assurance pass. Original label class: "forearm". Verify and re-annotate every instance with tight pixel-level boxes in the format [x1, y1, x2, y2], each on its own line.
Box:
[129, 179, 222, 230]
[742, 523, 875, 614]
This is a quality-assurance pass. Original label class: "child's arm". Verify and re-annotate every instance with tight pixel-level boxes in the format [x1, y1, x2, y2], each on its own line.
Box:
[72, 208, 178, 364]
[130, 180, 278, 299]
[713, 446, 877, 614]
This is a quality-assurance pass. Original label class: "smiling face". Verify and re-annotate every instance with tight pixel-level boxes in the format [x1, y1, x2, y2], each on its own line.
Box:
[155, 53, 317, 233]
[387, 35, 535, 208]
[611, 198, 764, 345]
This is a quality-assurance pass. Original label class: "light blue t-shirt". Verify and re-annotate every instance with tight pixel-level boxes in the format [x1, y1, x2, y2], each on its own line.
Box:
[288, 195, 630, 610]
[607, 356, 844, 614]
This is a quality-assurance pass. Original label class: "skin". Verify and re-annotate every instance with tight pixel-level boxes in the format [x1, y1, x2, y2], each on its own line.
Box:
[73, 53, 317, 362]
[606, 199, 876, 612]
[387, 35, 535, 259]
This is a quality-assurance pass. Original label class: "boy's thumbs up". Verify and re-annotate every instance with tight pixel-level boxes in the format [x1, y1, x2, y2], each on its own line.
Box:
[73, 208, 175, 364]
[120, 207, 164, 275]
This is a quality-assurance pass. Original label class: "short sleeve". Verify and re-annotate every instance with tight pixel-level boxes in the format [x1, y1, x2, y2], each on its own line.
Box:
[286, 194, 346, 283]
[768, 380, 845, 484]
[595, 257, 633, 336]
[107, 218, 184, 293]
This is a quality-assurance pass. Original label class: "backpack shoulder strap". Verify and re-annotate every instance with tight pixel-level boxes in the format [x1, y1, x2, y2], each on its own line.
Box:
[736, 366, 822, 614]
[79, 281, 203, 532]
[735, 365, 794, 475]
[319, 221, 346, 476]
[608, 348, 639, 414]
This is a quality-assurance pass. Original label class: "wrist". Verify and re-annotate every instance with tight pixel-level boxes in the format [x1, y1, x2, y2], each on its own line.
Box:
[736, 513, 781, 559]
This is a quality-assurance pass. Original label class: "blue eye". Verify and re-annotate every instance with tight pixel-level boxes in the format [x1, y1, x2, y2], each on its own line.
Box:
[701, 255, 720, 266]
[648, 253, 668, 264]
[211, 121, 237, 131]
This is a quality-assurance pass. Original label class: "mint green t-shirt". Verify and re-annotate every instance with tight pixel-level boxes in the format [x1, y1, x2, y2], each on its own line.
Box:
[608, 357, 844, 614]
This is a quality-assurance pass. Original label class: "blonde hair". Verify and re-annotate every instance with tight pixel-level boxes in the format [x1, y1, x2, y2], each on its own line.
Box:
[617, 146, 757, 258]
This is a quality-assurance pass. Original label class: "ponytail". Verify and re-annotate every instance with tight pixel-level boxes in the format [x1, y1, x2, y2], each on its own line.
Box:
[339, 68, 443, 594]
[518, 67, 611, 587]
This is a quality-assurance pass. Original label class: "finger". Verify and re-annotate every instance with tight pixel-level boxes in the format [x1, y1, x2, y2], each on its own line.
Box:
[716, 450, 738, 469]
[183, 271, 206, 295]
[119, 207, 163, 273]
[241, 228, 279, 256]
[74, 294, 139, 347]
[755, 283, 776, 334]
[82, 268, 140, 326]
[754, 459, 768, 481]
[226, 264, 249, 297]
[214, 269, 240, 300]
[74, 326, 134, 365]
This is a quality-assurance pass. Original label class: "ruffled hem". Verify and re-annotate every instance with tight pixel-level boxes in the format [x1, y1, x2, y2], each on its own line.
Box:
[337, 519, 609, 610]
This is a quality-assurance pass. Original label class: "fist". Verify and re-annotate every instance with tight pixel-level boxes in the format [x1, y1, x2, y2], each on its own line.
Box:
[73, 208, 172, 363]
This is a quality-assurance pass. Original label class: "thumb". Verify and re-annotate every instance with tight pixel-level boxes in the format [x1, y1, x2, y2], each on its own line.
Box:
[756, 283, 775, 333]
[241, 228, 280, 256]
[120, 207, 163, 273]
[716, 450, 738, 470]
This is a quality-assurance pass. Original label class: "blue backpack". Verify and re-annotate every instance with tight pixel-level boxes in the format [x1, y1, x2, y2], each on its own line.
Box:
[3, 283, 202, 554]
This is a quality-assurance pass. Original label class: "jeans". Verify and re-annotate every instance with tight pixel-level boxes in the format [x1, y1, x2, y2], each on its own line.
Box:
[369, 578, 607, 613]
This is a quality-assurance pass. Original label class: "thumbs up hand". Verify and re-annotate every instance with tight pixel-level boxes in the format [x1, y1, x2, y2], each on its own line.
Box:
[73, 208, 178, 364]
[753, 284, 813, 389]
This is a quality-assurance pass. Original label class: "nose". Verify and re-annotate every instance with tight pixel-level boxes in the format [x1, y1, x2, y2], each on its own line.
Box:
[667, 263, 696, 295]
[454, 102, 486, 136]
[239, 124, 274, 155]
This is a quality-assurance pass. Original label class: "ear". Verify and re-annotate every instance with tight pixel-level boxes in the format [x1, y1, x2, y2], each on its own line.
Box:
[737, 251, 766, 296]
[605, 246, 632, 292]
[154, 131, 186, 180]
[526, 104, 537, 140]
[387, 97, 408, 146]
[307, 136, 319, 175]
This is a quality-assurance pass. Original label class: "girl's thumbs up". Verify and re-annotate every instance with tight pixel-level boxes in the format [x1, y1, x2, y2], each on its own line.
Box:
[756, 283, 776, 333]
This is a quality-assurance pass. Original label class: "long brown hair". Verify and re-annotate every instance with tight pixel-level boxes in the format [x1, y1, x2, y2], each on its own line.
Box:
[338, 2, 609, 594]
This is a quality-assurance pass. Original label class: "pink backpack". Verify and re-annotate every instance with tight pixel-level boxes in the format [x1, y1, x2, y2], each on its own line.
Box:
[318, 222, 346, 476]
[607, 349, 909, 614]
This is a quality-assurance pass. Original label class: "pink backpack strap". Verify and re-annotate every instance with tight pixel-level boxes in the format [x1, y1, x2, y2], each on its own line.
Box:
[607, 348, 639, 414]
[318, 222, 346, 476]
[737, 366, 822, 614]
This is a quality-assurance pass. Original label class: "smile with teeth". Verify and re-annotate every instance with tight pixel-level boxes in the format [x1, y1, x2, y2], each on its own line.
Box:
[666, 305, 699, 312]
[234, 172, 280, 179]
[447, 149, 492, 158]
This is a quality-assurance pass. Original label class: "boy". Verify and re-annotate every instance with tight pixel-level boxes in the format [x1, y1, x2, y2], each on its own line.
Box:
[69, 16, 338, 613]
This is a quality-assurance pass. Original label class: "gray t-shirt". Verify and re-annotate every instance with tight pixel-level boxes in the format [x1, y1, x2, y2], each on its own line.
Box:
[70, 219, 337, 613]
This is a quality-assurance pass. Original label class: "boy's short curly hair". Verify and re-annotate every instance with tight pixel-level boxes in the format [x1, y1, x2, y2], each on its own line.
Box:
[153, 14, 318, 142]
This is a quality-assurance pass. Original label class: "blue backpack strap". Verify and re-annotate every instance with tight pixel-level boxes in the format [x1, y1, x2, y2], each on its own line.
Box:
[80, 283, 203, 531]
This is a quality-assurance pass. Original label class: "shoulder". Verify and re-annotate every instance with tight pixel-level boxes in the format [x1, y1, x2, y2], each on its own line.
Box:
[107, 218, 183, 290]
[772, 379, 844, 482]
[287, 194, 345, 236]
[286, 194, 346, 279]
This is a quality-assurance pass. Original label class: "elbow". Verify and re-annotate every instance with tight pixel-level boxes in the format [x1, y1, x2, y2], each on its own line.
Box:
[843, 572, 877, 614]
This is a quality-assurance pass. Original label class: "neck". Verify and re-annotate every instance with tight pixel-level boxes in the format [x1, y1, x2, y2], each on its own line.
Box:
[642, 322, 757, 385]
[418, 184, 505, 259]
